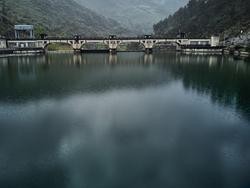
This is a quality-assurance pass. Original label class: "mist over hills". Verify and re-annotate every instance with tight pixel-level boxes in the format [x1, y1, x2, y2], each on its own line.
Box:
[75, 0, 188, 34]
[0, 0, 127, 37]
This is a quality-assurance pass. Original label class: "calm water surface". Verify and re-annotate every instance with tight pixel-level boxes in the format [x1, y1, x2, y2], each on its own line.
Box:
[0, 53, 250, 188]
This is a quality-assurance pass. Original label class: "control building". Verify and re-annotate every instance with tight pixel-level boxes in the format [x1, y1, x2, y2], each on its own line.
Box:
[14, 25, 34, 39]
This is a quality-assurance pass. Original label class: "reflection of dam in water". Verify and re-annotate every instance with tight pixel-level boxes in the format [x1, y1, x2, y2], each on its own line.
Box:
[1, 53, 238, 68]
[43, 53, 154, 65]
[0, 53, 249, 81]
[0, 53, 250, 122]
[0, 53, 172, 96]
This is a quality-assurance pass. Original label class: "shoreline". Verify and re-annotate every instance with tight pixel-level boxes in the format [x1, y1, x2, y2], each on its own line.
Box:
[1, 47, 249, 62]
[223, 49, 250, 62]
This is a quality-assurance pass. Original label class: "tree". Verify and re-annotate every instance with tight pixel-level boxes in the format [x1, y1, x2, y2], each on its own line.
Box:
[0, 0, 8, 23]
[0, 0, 4, 22]
[154, 0, 250, 38]
[35, 25, 46, 38]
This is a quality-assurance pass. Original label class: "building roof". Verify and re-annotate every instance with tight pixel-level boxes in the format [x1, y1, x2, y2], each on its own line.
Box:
[14, 25, 34, 30]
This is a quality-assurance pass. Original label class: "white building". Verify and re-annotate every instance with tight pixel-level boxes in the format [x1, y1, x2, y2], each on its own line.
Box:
[0, 37, 7, 49]
[211, 36, 220, 47]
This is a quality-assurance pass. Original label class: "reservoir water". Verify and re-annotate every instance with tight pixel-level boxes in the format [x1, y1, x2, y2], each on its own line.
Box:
[0, 52, 250, 188]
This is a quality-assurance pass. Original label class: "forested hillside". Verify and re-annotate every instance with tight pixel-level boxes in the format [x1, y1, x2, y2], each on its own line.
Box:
[154, 0, 250, 38]
[0, 0, 126, 37]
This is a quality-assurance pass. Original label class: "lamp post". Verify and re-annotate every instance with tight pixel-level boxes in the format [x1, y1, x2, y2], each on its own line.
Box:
[240, 30, 244, 40]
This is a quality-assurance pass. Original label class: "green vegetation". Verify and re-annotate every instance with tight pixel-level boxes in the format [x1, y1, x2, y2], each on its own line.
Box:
[117, 43, 144, 51]
[244, 57, 250, 62]
[246, 45, 250, 52]
[244, 44, 250, 62]
[154, 0, 250, 38]
[46, 43, 73, 51]
[81, 43, 109, 50]
[35, 25, 46, 38]
[0, 0, 126, 37]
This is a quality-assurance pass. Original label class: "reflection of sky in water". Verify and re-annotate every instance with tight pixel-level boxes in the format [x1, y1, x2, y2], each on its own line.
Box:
[0, 82, 250, 188]
[0, 53, 250, 188]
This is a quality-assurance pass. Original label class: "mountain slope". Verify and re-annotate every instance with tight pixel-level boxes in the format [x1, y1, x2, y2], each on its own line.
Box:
[75, 0, 188, 34]
[154, 0, 250, 38]
[0, 0, 127, 37]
